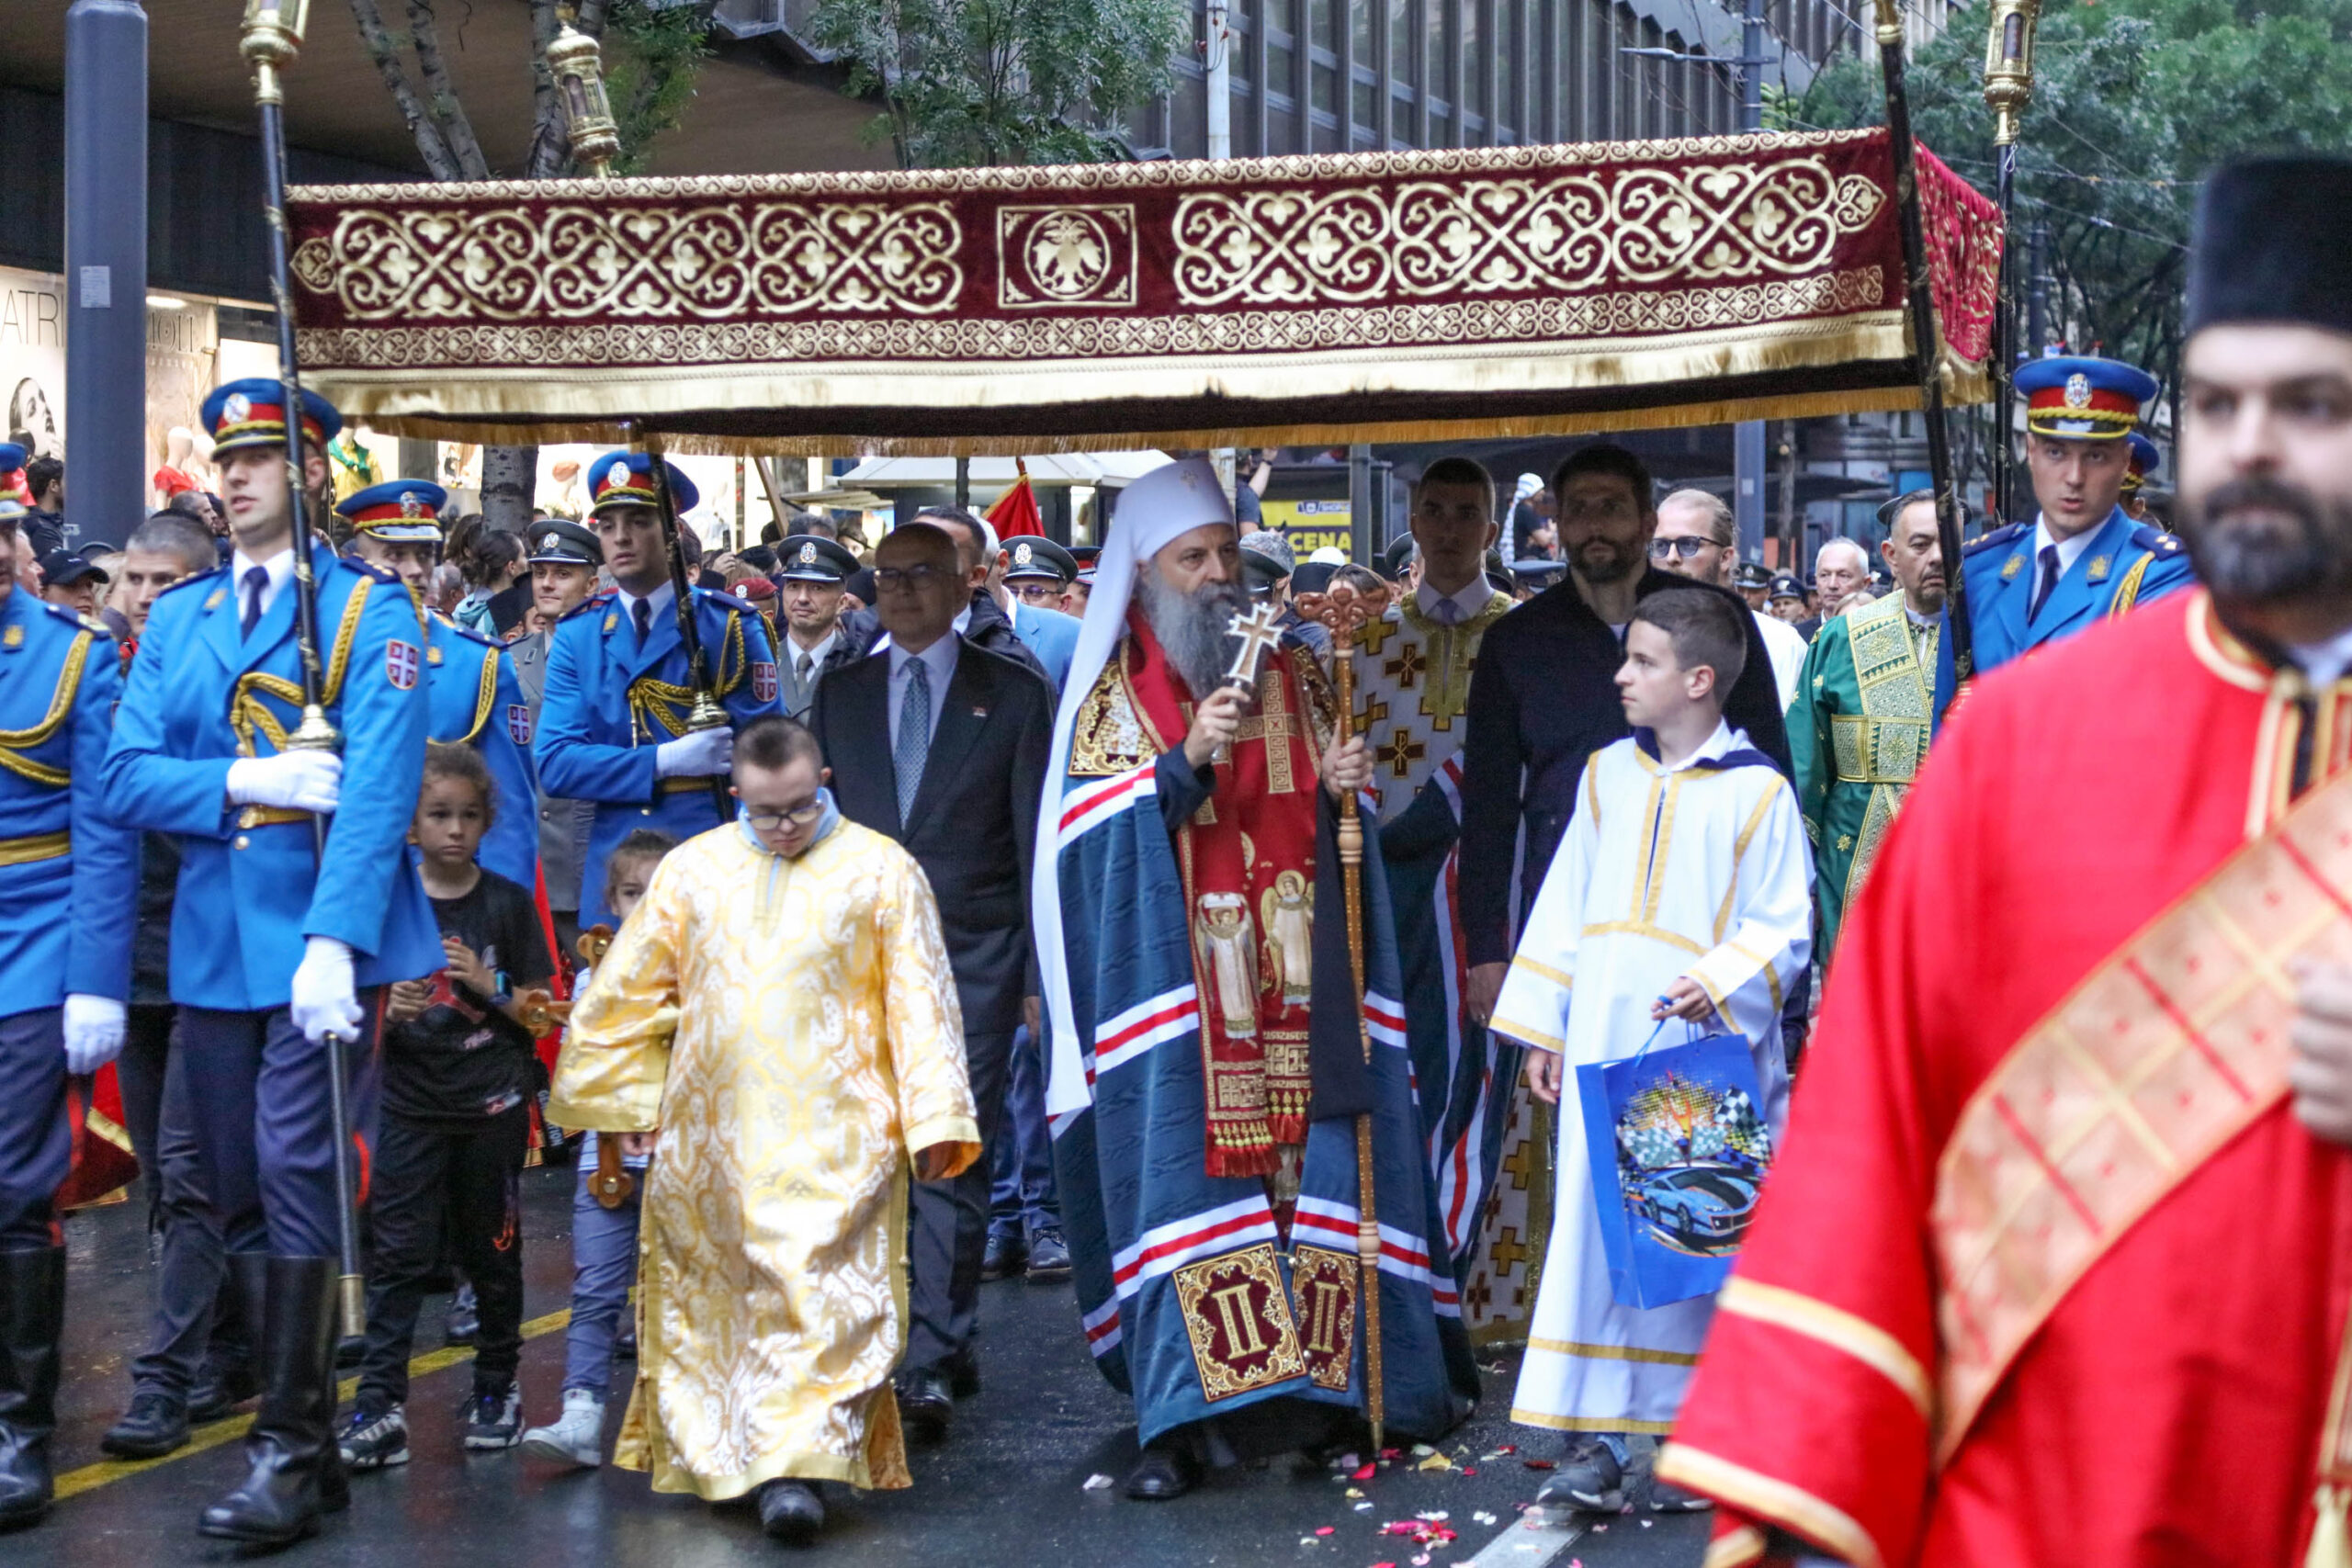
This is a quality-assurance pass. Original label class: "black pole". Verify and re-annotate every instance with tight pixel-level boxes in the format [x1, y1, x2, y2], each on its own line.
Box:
[63, 0, 148, 552]
[244, 3, 366, 1337]
[1989, 141, 2018, 525]
[1872, 0, 1975, 687]
[639, 429, 736, 823]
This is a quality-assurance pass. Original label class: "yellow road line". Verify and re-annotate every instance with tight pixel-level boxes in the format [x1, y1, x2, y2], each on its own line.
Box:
[53, 1305, 575, 1502]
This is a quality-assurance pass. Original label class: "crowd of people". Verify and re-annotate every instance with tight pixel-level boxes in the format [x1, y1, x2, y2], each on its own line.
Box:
[3, 152, 2352, 1568]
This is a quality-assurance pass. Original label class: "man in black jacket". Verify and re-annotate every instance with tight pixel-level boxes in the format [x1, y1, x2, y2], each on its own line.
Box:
[808, 522, 1055, 1441]
[1458, 444, 1791, 1025]
[905, 504, 1052, 685]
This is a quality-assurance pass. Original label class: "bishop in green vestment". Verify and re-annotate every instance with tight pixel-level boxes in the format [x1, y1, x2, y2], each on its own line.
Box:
[1790, 494, 1950, 953]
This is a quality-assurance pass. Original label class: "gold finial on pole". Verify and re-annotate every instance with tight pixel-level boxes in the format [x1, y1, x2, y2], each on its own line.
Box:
[1982, 0, 2042, 147]
[548, 22, 621, 176]
[238, 0, 311, 107]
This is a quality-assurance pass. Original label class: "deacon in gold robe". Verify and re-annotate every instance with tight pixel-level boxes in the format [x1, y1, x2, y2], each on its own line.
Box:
[548, 714, 979, 1545]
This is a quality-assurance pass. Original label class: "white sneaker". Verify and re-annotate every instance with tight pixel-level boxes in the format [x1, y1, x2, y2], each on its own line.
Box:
[517, 1388, 605, 1467]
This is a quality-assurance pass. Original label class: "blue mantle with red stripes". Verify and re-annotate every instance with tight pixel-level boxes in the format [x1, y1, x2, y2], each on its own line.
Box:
[1047, 754, 1478, 1445]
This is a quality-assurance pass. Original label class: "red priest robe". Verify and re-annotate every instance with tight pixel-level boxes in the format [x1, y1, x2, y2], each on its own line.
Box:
[1658, 590, 2352, 1568]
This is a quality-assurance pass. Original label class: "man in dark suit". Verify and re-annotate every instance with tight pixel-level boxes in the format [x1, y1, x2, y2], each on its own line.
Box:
[1458, 444, 1791, 1027]
[808, 522, 1054, 1441]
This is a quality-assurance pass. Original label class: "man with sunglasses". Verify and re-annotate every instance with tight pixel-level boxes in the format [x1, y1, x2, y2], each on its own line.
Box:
[808, 522, 1055, 1445]
[1652, 488, 1806, 709]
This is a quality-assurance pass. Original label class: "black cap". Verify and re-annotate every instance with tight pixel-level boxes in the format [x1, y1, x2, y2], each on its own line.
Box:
[740, 543, 779, 571]
[1002, 536, 1078, 585]
[1731, 560, 1773, 590]
[844, 566, 877, 604]
[1511, 558, 1566, 591]
[1769, 573, 1805, 602]
[1291, 561, 1339, 596]
[776, 536, 861, 582]
[2188, 157, 2352, 340]
[1378, 535, 1418, 581]
[40, 548, 105, 588]
[1069, 545, 1102, 570]
[527, 519, 604, 568]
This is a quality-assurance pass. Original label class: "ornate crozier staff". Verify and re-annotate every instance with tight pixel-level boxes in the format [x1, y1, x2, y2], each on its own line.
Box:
[239, 0, 368, 1337]
[548, 26, 736, 825]
[1871, 0, 1978, 690]
[1279, 580, 1396, 1449]
[1982, 0, 2043, 526]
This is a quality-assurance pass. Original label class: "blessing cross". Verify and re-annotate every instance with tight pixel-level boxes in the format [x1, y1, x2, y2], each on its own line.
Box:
[1223, 600, 1288, 691]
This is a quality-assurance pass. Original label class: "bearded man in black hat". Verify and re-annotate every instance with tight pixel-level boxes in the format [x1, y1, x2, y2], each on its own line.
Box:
[1657, 154, 2352, 1568]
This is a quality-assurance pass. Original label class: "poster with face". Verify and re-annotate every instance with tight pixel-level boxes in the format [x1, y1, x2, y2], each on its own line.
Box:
[0, 266, 66, 461]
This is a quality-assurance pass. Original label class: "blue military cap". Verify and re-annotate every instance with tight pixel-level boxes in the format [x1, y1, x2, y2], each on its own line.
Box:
[527, 518, 604, 567]
[0, 495, 26, 527]
[200, 377, 342, 456]
[2122, 432, 2162, 494]
[1002, 536, 1078, 585]
[776, 535, 859, 582]
[586, 451, 699, 515]
[334, 479, 448, 543]
[2014, 355, 2159, 441]
[0, 442, 24, 478]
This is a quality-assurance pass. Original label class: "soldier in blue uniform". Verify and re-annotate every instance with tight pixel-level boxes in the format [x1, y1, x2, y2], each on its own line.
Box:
[0, 495, 136, 1529]
[535, 452, 780, 931]
[337, 479, 540, 891]
[1954, 355, 2195, 674]
[100, 378, 441, 1546]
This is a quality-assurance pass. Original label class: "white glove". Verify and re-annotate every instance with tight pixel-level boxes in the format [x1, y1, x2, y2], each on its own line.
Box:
[227, 751, 343, 814]
[62, 994, 127, 1075]
[655, 727, 733, 779]
[289, 936, 362, 1044]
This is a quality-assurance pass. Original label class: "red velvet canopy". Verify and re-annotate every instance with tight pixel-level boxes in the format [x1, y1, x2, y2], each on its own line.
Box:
[285, 127, 2000, 457]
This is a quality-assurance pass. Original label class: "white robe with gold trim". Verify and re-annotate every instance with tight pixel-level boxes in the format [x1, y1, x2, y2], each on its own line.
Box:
[1489, 724, 1810, 1433]
[548, 817, 980, 1498]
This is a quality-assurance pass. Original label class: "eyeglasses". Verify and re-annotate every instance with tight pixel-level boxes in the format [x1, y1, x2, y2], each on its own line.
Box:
[873, 564, 950, 589]
[1011, 581, 1063, 604]
[1647, 536, 1718, 560]
[743, 800, 826, 831]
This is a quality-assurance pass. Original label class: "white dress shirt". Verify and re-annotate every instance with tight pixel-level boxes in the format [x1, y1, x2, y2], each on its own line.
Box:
[887, 632, 959, 753]
[230, 546, 296, 625]
[2030, 515, 2100, 599]
[786, 628, 838, 679]
[1416, 575, 1495, 626]
[2290, 626, 2352, 687]
[614, 580, 676, 645]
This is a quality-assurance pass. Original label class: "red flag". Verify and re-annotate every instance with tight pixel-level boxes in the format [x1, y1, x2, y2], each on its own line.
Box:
[57, 1066, 140, 1212]
[984, 459, 1046, 538]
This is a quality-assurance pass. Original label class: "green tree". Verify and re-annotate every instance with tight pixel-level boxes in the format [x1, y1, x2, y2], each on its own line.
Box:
[1796, 0, 2352, 402]
[810, 0, 1189, 167]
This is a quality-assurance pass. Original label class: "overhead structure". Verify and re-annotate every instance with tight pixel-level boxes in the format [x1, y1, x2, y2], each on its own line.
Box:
[284, 128, 2001, 458]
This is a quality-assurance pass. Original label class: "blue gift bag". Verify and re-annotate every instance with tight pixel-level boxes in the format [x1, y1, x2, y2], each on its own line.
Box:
[1574, 1021, 1775, 1309]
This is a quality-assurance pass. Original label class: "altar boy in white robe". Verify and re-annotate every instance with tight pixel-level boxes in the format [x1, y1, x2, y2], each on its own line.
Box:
[1488, 586, 1811, 1515]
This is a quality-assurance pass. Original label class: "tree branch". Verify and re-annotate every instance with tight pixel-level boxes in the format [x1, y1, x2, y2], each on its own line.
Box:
[407, 0, 493, 180]
[342, 0, 464, 180]
[524, 0, 571, 179]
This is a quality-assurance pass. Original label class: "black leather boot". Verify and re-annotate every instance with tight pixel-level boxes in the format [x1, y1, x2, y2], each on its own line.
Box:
[198, 1256, 344, 1544]
[0, 1247, 65, 1530]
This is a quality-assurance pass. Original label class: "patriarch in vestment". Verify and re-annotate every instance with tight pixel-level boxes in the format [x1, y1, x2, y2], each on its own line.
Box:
[1035, 457, 1478, 1501]
[549, 714, 978, 1542]
[1658, 156, 2352, 1568]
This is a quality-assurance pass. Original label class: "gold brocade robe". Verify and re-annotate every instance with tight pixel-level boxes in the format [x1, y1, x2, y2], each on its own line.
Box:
[548, 818, 981, 1500]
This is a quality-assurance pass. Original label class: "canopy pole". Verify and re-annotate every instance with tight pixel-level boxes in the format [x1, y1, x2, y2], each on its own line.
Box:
[1871, 0, 1975, 689]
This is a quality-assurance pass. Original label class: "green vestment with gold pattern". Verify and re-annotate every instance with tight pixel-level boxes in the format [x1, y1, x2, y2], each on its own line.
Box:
[1789, 595, 1939, 953]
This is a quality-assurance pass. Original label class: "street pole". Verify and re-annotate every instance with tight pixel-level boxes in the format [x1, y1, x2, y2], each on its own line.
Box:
[1732, 0, 1767, 562]
[64, 0, 149, 549]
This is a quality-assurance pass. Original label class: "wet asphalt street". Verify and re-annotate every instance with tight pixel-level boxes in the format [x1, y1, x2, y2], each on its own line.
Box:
[26, 1158, 1708, 1568]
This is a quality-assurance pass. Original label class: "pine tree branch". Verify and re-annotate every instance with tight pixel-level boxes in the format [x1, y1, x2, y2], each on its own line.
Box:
[406, 0, 492, 180]
[342, 0, 465, 180]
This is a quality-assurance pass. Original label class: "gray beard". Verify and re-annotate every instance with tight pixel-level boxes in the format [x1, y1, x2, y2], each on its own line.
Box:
[1136, 561, 1250, 698]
